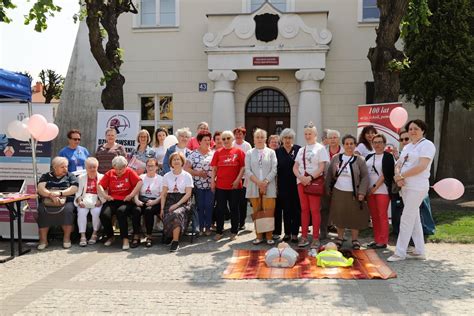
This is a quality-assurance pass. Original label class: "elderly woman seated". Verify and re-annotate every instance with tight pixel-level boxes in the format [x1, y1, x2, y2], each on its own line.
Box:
[74, 157, 106, 247]
[98, 156, 142, 250]
[36, 156, 79, 250]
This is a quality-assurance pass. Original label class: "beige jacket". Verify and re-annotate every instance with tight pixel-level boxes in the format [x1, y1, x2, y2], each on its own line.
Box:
[325, 154, 369, 197]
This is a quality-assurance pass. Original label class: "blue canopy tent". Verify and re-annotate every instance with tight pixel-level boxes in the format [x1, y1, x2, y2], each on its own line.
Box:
[0, 68, 32, 102]
[0, 69, 39, 187]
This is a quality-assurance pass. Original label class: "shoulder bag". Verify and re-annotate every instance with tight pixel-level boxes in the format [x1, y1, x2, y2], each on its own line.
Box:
[302, 146, 325, 196]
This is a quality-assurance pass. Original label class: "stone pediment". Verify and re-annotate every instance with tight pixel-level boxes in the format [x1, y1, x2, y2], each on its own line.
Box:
[203, 3, 332, 51]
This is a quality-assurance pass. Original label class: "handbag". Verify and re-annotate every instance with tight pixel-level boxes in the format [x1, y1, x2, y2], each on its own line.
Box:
[82, 193, 98, 208]
[302, 146, 325, 196]
[251, 201, 275, 234]
[43, 190, 66, 207]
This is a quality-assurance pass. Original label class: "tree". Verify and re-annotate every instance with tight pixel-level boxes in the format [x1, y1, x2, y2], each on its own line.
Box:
[1, 0, 137, 110]
[82, 0, 137, 110]
[367, 0, 431, 103]
[401, 0, 474, 178]
[39, 69, 64, 103]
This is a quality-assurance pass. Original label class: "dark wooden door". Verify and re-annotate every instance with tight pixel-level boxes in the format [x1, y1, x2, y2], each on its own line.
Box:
[245, 88, 291, 145]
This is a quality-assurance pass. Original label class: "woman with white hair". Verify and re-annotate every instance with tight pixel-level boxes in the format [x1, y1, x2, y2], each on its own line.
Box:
[293, 123, 330, 249]
[187, 122, 215, 150]
[210, 130, 246, 241]
[36, 157, 79, 250]
[98, 155, 142, 250]
[275, 128, 301, 243]
[128, 129, 155, 175]
[162, 127, 192, 174]
[245, 128, 278, 245]
[74, 157, 106, 246]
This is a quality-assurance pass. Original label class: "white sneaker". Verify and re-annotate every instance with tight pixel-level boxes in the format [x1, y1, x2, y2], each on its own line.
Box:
[37, 243, 48, 250]
[387, 254, 405, 262]
[406, 253, 426, 260]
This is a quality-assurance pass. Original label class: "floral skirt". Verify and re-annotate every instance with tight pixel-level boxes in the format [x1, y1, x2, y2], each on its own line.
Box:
[163, 193, 192, 238]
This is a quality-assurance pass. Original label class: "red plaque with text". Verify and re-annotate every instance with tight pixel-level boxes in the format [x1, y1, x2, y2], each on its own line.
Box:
[253, 57, 279, 66]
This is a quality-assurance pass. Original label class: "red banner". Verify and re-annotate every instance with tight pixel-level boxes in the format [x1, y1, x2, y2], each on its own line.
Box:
[357, 102, 403, 153]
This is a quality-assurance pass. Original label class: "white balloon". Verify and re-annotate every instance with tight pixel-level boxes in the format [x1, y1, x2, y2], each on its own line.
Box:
[7, 120, 31, 141]
[163, 135, 178, 151]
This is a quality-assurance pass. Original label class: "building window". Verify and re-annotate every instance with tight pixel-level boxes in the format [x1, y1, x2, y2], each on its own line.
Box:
[136, 0, 179, 28]
[247, 0, 293, 13]
[140, 95, 174, 136]
[246, 89, 290, 114]
[358, 0, 380, 22]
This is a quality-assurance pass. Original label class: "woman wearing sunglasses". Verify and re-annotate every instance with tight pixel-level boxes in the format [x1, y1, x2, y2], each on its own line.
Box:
[365, 134, 395, 249]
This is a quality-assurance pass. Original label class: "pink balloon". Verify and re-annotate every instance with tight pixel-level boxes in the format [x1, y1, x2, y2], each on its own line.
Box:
[389, 107, 409, 129]
[37, 123, 59, 142]
[27, 114, 48, 139]
[432, 178, 465, 200]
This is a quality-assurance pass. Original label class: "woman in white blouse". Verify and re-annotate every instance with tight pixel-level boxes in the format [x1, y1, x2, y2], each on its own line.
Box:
[161, 152, 194, 252]
[388, 120, 436, 262]
[293, 123, 329, 249]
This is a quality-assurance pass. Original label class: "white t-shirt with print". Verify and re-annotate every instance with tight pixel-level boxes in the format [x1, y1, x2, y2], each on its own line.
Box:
[334, 154, 354, 192]
[356, 143, 374, 158]
[366, 154, 388, 194]
[139, 174, 163, 198]
[398, 139, 436, 191]
[233, 141, 252, 153]
[295, 143, 329, 184]
[162, 170, 194, 194]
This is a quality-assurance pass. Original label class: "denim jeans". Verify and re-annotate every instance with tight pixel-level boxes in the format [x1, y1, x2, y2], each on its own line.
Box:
[195, 188, 214, 230]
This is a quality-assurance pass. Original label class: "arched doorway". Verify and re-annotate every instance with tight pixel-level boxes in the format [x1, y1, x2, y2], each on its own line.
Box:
[245, 88, 290, 144]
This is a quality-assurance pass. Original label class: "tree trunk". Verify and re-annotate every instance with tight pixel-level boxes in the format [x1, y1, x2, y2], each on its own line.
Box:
[435, 100, 451, 181]
[424, 98, 436, 141]
[367, 0, 409, 103]
[85, 1, 126, 110]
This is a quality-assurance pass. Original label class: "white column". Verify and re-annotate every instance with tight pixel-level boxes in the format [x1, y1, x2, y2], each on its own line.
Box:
[295, 69, 325, 144]
[209, 70, 238, 132]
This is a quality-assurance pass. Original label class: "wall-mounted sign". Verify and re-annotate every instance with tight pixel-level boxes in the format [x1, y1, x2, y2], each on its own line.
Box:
[199, 82, 208, 92]
[276, 121, 283, 125]
[253, 57, 279, 66]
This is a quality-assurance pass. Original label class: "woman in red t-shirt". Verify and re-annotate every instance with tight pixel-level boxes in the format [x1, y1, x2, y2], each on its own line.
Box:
[98, 156, 142, 250]
[210, 130, 246, 241]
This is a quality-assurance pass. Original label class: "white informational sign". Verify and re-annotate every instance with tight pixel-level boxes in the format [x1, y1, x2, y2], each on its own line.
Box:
[0, 103, 54, 239]
[96, 110, 140, 154]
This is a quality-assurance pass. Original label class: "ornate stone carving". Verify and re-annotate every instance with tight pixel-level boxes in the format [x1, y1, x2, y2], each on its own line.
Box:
[295, 69, 325, 81]
[278, 14, 332, 45]
[208, 70, 238, 82]
[203, 15, 255, 48]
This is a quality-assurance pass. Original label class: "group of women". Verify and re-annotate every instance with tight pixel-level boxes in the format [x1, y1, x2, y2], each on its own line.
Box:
[35, 119, 436, 261]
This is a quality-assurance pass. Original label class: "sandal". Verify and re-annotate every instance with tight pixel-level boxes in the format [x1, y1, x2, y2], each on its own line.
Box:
[88, 234, 98, 245]
[145, 237, 152, 248]
[335, 238, 344, 250]
[79, 237, 87, 247]
[352, 240, 361, 250]
[130, 238, 140, 249]
[252, 238, 263, 245]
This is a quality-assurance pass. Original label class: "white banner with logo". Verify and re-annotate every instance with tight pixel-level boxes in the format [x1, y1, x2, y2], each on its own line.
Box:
[96, 110, 140, 154]
[0, 103, 54, 239]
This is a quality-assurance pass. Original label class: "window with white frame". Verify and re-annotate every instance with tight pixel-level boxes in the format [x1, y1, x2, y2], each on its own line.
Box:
[137, 0, 179, 27]
[247, 0, 293, 13]
[140, 95, 174, 137]
[358, 0, 380, 22]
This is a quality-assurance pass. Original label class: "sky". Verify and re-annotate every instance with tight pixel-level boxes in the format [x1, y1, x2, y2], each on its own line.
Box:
[0, 1, 80, 82]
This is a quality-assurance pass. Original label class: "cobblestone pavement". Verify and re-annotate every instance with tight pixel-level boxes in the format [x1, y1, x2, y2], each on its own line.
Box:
[1, 223, 473, 315]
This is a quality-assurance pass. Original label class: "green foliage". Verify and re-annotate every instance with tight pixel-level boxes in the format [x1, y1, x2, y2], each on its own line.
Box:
[387, 55, 411, 72]
[401, 0, 432, 38]
[401, 0, 474, 109]
[99, 68, 119, 86]
[0, 0, 16, 23]
[39, 69, 64, 103]
[24, 0, 61, 32]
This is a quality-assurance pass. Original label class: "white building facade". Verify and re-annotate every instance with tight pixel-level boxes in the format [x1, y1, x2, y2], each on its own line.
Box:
[108, 0, 423, 143]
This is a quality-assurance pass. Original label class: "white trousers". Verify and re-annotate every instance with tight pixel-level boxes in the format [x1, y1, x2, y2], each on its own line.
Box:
[395, 188, 428, 257]
[77, 207, 102, 233]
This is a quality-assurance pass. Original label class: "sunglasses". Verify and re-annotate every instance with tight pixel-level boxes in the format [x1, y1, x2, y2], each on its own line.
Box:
[222, 137, 231, 141]
[70, 138, 81, 141]
[399, 137, 410, 142]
